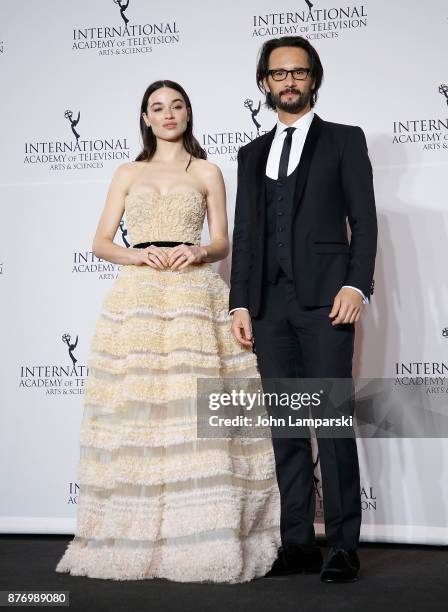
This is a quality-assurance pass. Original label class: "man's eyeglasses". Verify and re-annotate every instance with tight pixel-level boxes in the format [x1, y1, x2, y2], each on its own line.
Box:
[267, 68, 311, 81]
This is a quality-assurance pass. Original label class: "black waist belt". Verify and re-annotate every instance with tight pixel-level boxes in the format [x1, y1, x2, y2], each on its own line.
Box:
[134, 241, 194, 248]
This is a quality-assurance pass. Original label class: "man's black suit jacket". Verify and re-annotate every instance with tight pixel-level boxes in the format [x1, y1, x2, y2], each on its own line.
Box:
[229, 113, 377, 318]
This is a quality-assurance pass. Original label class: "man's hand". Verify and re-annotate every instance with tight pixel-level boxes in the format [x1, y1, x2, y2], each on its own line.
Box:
[329, 287, 363, 325]
[231, 309, 254, 347]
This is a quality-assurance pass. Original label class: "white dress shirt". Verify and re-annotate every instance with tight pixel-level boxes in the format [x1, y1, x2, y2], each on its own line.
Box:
[229, 109, 368, 315]
[266, 109, 315, 179]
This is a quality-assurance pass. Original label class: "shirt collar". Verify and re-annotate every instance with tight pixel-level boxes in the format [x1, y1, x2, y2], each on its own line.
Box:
[275, 109, 314, 139]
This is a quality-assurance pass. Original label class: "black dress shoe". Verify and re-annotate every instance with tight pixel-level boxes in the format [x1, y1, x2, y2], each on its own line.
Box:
[320, 547, 360, 583]
[265, 544, 323, 577]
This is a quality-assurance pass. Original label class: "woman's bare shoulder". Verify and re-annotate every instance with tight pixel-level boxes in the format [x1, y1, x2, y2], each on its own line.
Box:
[115, 160, 146, 176]
[190, 158, 223, 179]
[111, 161, 145, 189]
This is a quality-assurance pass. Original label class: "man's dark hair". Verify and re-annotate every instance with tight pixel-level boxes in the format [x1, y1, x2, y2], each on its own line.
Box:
[256, 36, 324, 110]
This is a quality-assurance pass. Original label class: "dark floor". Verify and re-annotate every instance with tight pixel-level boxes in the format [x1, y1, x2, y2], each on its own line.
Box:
[0, 536, 447, 612]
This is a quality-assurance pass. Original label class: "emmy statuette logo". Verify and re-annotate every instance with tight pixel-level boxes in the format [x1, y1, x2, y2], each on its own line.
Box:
[119, 220, 130, 248]
[243, 99, 262, 137]
[438, 84, 448, 107]
[62, 333, 78, 366]
[64, 109, 81, 142]
[114, 0, 130, 25]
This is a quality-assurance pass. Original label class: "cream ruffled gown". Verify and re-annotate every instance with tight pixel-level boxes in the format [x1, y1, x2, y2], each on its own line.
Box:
[55, 190, 281, 583]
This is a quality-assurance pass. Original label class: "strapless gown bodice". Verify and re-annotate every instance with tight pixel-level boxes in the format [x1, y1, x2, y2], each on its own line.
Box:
[124, 190, 206, 246]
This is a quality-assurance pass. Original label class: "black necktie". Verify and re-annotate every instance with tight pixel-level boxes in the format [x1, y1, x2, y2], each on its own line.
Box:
[278, 127, 296, 181]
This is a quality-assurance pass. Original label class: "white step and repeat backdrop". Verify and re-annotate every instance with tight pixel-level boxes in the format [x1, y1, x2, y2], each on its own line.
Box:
[1, 0, 447, 544]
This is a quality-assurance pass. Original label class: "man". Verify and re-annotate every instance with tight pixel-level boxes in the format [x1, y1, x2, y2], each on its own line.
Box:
[229, 36, 377, 583]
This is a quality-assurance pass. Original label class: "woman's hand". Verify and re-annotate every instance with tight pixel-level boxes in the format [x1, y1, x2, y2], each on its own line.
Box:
[168, 245, 207, 270]
[128, 245, 170, 269]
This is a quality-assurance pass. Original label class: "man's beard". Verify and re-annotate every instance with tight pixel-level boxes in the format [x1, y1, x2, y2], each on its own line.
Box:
[270, 87, 312, 113]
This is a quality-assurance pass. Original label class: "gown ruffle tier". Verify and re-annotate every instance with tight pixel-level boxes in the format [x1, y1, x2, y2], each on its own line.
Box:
[55, 190, 281, 582]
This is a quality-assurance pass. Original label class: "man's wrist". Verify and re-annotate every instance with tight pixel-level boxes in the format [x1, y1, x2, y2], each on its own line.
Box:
[229, 307, 249, 315]
[342, 285, 369, 304]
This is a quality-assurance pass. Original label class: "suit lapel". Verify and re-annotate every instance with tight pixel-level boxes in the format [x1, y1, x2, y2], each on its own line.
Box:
[253, 127, 276, 216]
[292, 113, 323, 215]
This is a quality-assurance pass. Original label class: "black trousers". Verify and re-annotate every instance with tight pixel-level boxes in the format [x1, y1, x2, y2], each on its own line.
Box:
[251, 270, 361, 550]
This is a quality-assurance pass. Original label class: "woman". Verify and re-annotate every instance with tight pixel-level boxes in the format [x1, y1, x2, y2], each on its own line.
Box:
[55, 80, 281, 583]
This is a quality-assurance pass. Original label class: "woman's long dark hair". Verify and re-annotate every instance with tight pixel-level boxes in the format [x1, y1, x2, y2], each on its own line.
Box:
[135, 80, 206, 164]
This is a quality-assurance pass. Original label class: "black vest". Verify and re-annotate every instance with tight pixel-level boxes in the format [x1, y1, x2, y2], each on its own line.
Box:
[263, 164, 299, 283]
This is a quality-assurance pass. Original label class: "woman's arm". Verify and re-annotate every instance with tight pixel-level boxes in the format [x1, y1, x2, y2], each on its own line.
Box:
[92, 163, 138, 265]
[168, 161, 229, 270]
[197, 161, 229, 264]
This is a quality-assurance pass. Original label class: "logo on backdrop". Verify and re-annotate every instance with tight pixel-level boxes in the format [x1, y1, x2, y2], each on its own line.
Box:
[24, 108, 130, 171]
[443, 328, 448, 338]
[72, 250, 123, 280]
[19, 333, 88, 395]
[244, 99, 262, 137]
[392, 84, 448, 151]
[313, 452, 377, 518]
[119, 219, 130, 248]
[72, 1, 180, 57]
[72, 224, 127, 279]
[360, 486, 377, 512]
[202, 97, 271, 161]
[0, 39, 4, 55]
[313, 453, 321, 496]
[62, 333, 78, 366]
[439, 83, 448, 106]
[252, 4, 368, 40]
[67, 482, 79, 504]
[114, 0, 130, 25]
[394, 361, 448, 393]
[64, 110, 81, 142]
